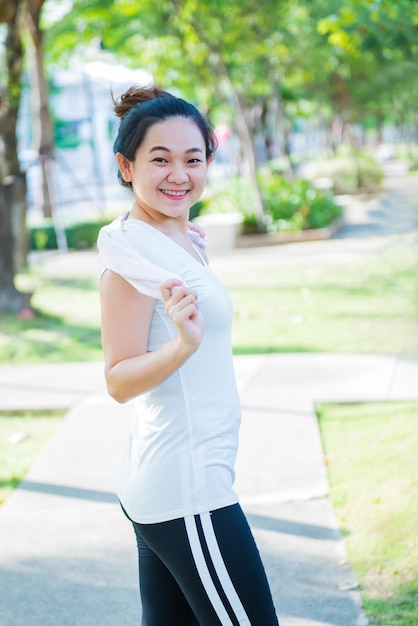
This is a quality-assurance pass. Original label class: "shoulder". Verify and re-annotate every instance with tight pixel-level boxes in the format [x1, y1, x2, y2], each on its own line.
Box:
[100, 269, 155, 308]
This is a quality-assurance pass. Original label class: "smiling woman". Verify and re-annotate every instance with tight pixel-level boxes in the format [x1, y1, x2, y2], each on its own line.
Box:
[96, 86, 280, 625]
[115, 117, 210, 225]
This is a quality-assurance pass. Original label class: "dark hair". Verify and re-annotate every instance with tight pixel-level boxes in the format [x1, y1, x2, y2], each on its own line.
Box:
[113, 85, 218, 188]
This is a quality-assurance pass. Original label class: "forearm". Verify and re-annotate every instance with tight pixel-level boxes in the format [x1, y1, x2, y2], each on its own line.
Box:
[105, 335, 197, 403]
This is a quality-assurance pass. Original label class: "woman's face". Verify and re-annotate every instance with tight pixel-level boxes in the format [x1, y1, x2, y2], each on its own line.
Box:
[116, 117, 210, 222]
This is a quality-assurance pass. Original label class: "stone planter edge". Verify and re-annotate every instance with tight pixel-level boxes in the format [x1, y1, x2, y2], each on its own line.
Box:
[236, 216, 345, 248]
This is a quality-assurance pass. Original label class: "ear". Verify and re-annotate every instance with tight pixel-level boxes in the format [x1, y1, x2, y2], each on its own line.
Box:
[116, 152, 133, 183]
[207, 154, 214, 166]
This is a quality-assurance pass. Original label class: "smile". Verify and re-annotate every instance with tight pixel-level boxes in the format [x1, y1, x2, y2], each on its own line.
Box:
[160, 189, 189, 197]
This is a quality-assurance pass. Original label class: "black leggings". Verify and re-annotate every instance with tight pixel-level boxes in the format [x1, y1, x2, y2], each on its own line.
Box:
[124, 503, 279, 626]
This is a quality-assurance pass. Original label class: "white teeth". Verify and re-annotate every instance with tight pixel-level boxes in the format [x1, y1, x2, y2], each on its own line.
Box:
[162, 190, 187, 196]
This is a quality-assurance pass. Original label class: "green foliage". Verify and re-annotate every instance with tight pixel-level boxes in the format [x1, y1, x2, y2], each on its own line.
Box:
[355, 152, 385, 190]
[41, 0, 418, 133]
[256, 170, 342, 232]
[409, 159, 418, 173]
[203, 178, 258, 217]
[29, 218, 110, 251]
[41, 0, 418, 216]
[302, 150, 384, 194]
[189, 200, 206, 220]
[396, 144, 418, 173]
[201, 170, 342, 233]
[310, 0, 418, 124]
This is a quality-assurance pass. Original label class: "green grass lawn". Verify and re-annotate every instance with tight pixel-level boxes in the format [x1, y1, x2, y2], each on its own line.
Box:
[1, 275, 103, 363]
[317, 401, 418, 626]
[0, 242, 416, 364]
[223, 247, 417, 355]
[0, 410, 65, 504]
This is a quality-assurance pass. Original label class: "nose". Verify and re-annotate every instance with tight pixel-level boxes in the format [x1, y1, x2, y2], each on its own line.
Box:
[167, 162, 189, 184]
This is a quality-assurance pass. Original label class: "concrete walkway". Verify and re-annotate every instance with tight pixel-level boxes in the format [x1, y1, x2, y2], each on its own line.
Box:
[0, 170, 417, 625]
[1, 353, 417, 626]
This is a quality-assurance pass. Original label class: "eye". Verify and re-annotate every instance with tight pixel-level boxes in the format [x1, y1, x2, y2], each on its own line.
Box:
[188, 158, 203, 164]
[152, 157, 167, 163]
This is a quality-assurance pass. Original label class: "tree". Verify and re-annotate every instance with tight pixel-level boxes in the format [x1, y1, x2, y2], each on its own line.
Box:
[305, 0, 418, 146]
[45, 0, 298, 222]
[0, 0, 51, 312]
[26, 0, 54, 217]
[0, 0, 30, 313]
[43, 0, 418, 219]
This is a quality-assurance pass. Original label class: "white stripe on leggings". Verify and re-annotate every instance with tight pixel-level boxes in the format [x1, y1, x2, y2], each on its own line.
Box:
[184, 513, 251, 626]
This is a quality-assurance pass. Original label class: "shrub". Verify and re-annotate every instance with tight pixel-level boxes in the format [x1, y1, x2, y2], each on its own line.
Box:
[256, 170, 342, 232]
[189, 200, 208, 220]
[197, 170, 342, 233]
[356, 152, 384, 190]
[203, 177, 257, 217]
[301, 149, 384, 194]
[394, 142, 418, 170]
[409, 158, 418, 173]
[29, 218, 110, 251]
[30, 223, 58, 250]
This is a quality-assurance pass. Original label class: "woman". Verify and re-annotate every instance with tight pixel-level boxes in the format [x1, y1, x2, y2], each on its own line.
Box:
[98, 85, 279, 626]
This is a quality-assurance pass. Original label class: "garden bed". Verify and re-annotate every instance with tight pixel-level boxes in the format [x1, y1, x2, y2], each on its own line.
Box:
[236, 216, 344, 247]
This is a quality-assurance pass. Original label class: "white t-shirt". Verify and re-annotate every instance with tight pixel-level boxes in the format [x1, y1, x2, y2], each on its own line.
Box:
[116, 219, 241, 523]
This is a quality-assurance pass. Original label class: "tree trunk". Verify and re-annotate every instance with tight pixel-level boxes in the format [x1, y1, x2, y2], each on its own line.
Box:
[26, 0, 53, 218]
[0, 1, 32, 313]
[3, 2, 28, 273]
[170, 3, 266, 225]
[274, 88, 294, 178]
[233, 93, 265, 223]
[0, 177, 31, 313]
[0, 0, 15, 21]
[331, 73, 355, 148]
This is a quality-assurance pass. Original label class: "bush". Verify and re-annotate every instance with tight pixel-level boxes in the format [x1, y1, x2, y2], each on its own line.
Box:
[301, 149, 384, 194]
[356, 153, 384, 189]
[29, 218, 111, 251]
[409, 158, 418, 173]
[189, 200, 207, 220]
[256, 170, 343, 232]
[202, 178, 257, 217]
[197, 170, 342, 234]
[398, 144, 418, 173]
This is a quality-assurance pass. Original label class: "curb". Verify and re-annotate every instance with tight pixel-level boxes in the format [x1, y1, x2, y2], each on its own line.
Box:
[236, 217, 345, 248]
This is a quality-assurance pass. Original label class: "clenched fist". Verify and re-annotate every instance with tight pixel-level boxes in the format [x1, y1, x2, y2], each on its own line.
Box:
[160, 280, 204, 351]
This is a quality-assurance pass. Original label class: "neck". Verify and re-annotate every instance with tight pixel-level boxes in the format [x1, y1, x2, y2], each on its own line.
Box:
[128, 204, 189, 237]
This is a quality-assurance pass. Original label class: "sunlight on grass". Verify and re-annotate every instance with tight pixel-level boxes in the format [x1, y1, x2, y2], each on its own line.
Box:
[1, 273, 103, 364]
[317, 401, 418, 626]
[220, 247, 417, 354]
[31, 280, 101, 327]
[0, 410, 65, 504]
[0, 243, 416, 363]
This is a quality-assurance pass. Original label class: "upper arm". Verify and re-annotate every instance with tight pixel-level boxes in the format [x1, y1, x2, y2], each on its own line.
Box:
[99, 270, 155, 373]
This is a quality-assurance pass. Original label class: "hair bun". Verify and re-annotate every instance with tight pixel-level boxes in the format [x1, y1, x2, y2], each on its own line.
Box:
[113, 85, 170, 119]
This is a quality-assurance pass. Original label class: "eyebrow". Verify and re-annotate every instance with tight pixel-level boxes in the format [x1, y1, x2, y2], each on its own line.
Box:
[149, 146, 204, 154]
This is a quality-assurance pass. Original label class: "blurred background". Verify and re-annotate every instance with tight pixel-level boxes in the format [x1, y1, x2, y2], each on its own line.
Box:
[1, 0, 417, 314]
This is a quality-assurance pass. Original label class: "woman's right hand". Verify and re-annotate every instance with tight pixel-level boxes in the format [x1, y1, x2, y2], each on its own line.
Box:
[160, 280, 204, 351]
